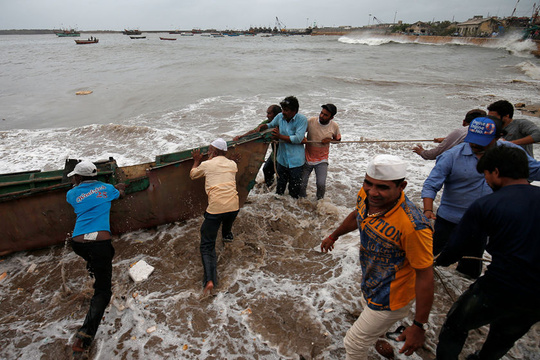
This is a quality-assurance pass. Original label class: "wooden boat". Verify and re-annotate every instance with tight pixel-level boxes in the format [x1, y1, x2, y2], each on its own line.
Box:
[123, 29, 142, 35]
[160, 37, 177, 41]
[0, 132, 270, 256]
[130, 36, 146, 39]
[75, 38, 99, 44]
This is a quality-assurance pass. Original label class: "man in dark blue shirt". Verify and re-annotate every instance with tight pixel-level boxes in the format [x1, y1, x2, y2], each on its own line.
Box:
[435, 146, 540, 359]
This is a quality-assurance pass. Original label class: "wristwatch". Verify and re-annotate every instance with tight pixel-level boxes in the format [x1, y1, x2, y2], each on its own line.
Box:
[413, 319, 429, 331]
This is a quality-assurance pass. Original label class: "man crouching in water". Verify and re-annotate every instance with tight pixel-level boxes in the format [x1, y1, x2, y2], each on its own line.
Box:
[190, 138, 240, 296]
[66, 160, 126, 354]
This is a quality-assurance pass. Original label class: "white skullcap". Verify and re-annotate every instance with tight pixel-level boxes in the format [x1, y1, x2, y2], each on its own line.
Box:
[366, 154, 407, 181]
[67, 160, 97, 177]
[210, 138, 227, 151]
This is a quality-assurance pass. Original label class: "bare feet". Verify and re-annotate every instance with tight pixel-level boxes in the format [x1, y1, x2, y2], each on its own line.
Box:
[203, 281, 214, 296]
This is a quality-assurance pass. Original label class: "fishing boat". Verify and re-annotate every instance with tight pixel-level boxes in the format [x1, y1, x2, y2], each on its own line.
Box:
[75, 38, 99, 44]
[0, 132, 270, 256]
[130, 35, 146, 39]
[160, 37, 177, 41]
[123, 29, 142, 35]
[56, 29, 80, 37]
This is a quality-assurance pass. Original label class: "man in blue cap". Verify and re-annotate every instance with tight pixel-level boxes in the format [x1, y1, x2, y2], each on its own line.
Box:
[422, 116, 540, 278]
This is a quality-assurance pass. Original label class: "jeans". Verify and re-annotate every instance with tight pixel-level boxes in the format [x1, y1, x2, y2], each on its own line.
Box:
[276, 163, 303, 199]
[433, 215, 485, 278]
[437, 279, 540, 359]
[71, 240, 115, 342]
[299, 162, 328, 199]
[200, 210, 239, 286]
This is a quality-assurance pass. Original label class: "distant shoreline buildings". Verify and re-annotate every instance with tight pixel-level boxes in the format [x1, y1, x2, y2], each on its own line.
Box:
[1, 11, 539, 39]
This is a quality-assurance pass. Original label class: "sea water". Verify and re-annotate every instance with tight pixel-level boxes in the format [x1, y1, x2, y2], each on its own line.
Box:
[0, 32, 539, 359]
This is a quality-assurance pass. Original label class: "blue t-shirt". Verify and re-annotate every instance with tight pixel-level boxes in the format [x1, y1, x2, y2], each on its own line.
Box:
[267, 112, 308, 168]
[66, 181, 120, 237]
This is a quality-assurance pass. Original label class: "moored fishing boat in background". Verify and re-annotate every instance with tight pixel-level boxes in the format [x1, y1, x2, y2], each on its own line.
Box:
[56, 28, 80, 37]
[75, 38, 99, 44]
[160, 37, 177, 41]
[130, 35, 146, 39]
[0, 132, 270, 256]
[123, 29, 142, 35]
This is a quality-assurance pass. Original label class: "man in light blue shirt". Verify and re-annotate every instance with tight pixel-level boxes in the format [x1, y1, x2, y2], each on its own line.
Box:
[422, 116, 540, 278]
[258, 96, 308, 198]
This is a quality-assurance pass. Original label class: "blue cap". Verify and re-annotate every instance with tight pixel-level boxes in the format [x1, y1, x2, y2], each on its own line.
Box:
[464, 117, 497, 146]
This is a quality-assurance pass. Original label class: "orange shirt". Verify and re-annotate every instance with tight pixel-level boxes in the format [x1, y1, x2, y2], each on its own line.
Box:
[305, 117, 341, 164]
[355, 188, 433, 311]
[190, 156, 239, 214]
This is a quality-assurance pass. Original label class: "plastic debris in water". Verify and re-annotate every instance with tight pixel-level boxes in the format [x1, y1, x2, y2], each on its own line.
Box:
[146, 326, 157, 334]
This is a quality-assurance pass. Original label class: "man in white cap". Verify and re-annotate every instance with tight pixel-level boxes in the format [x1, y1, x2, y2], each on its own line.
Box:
[321, 154, 434, 360]
[190, 138, 239, 296]
[66, 160, 126, 354]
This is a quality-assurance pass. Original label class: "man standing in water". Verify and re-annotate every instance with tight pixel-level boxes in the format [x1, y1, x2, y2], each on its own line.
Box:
[435, 146, 540, 360]
[234, 104, 282, 187]
[412, 109, 486, 160]
[257, 96, 308, 198]
[321, 155, 434, 360]
[190, 138, 239, 296]
[67, 160, 125, 354]
[487, 99, 540, 158]
[422, 116, 540, 279]
[300, 103, 341, 200]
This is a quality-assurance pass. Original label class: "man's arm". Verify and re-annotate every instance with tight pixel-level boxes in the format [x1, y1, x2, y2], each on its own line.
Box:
[414, 129, 465, 160]
[282, 116, 308, 144]
[397, 266, 434, 356]
[321, 209, 358, 252]
[114, 183, 126, 198]
[421, 152, 453, 217]
[510, 120, 540, 146]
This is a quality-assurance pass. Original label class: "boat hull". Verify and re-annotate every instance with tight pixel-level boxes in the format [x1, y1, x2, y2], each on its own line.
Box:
[75, 39, 99, 44]
[0, 134, 269, 255]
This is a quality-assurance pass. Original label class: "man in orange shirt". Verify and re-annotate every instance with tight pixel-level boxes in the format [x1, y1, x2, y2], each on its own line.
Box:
[321, 155, 434, 359]
[190, 138, 239, 296]
[300, 104, 341, 199]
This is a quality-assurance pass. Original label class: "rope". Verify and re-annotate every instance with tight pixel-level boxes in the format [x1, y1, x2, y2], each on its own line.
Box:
[60, 238, 72, 296]
[434, 267, 457, 303]
[301, 139, 435, 144]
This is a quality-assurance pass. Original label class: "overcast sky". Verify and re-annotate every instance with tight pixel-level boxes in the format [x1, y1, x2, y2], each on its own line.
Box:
[0, 0, 537, 31]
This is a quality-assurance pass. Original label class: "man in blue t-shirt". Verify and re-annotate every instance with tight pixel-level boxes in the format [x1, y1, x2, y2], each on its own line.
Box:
[66, 160, 125, 354]
[435, 146, 540, 359]
[257, 96, 308, 198]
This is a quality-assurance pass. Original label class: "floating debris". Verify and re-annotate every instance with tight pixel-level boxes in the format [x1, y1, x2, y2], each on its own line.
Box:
[129, 260, 155, 283]
[146, 326, 157, 334]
